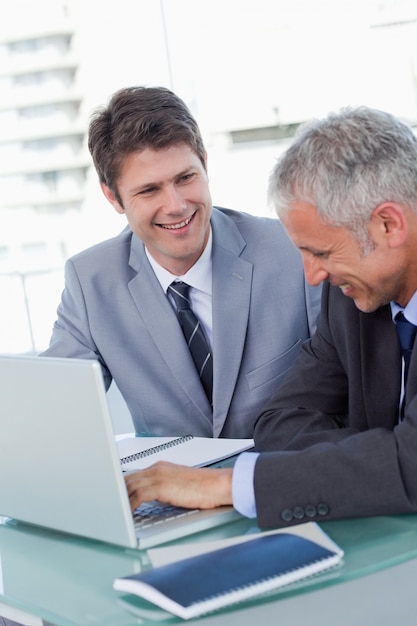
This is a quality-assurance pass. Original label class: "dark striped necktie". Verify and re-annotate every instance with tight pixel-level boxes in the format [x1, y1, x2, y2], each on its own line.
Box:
[395, 311, 417, 385]
[168, 281, 213, 404]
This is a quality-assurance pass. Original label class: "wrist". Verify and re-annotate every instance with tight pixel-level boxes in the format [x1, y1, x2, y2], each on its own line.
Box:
[215, 468, 233, 506]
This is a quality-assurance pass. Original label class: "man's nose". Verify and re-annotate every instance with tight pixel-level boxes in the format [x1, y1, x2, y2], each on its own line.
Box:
[162, 186, 186, 212]
[303, 256, 329, 286]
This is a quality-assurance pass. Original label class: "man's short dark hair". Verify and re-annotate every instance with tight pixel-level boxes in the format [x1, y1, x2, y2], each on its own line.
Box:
[88, 86, 206, 200]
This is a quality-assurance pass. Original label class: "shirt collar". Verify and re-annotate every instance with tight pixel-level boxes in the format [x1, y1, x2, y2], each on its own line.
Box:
[145, 228, 213, 296]
[390, 290, 417, 325]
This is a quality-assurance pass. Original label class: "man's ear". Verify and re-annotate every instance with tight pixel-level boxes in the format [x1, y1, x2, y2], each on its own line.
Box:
[100, 182, 124, 214]
[370, 202, 407, 248]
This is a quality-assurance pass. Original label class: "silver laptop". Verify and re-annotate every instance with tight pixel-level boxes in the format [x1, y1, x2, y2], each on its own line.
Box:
[0, 355, 241, 549]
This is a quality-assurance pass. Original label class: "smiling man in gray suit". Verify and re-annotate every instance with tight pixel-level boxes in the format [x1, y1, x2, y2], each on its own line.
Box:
[41, 86, 320, 438]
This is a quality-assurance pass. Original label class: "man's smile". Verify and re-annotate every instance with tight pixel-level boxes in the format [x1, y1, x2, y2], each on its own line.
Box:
[338, 283, 353, 295]
[158, 212, 195, 230]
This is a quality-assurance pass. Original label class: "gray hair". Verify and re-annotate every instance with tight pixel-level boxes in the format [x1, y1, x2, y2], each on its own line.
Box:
[268, 106, 417, 249]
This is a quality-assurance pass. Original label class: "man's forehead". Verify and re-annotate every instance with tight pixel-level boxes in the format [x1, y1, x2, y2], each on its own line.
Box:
[119, 144, 201, 176]
[282, 202, 344, 247]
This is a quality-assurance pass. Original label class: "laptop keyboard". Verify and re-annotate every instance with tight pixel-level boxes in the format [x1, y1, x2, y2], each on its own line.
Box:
[133, 500, 200, 529]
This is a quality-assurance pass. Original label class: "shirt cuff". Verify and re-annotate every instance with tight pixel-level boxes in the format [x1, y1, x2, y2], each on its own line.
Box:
[231, 451, 259, 518]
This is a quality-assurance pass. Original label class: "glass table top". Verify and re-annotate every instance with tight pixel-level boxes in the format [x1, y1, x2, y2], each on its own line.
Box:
[1, 512, 417, 625]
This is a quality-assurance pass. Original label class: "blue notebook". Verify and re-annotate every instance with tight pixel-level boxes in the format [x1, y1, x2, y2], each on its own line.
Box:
[113, 524, 343, 619]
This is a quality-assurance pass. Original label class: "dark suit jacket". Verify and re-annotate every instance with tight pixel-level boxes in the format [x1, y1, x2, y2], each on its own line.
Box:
[253, 281, 417, 526]
[42, 207, 320, 437]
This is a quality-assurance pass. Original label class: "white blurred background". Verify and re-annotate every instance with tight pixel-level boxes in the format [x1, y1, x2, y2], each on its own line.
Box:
[1, 0, 417, 356]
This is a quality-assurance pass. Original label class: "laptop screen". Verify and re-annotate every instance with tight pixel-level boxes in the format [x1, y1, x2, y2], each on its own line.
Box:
[0, 355, 137, 547]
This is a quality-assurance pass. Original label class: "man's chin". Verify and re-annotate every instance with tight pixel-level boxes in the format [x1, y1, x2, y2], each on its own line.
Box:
[351, 297, 381, 314]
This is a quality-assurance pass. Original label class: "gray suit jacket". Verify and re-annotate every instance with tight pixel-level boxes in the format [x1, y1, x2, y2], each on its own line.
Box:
[253, 281, 417, 526]
[42, 207, 320, 437]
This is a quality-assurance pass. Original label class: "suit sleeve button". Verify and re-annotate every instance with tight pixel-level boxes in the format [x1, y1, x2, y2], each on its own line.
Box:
[293, 506, 305, 520]
[305, 504, 317, 518]
[317, 503, 329, 516]
[281, 509, 293, 522]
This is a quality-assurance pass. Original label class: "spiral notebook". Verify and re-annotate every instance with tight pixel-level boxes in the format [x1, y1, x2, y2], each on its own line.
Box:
[117, 434, 254, 471]
[0, 355, 246, 549]
[113, 523, 344, 619]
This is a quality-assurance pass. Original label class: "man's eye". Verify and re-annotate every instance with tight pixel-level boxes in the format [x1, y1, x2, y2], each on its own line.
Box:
[179, 173, 194, 183]
[138, 187, 156, 195]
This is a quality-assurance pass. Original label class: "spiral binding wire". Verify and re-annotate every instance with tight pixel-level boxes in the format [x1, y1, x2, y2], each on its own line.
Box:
[120, 434, 193, 465]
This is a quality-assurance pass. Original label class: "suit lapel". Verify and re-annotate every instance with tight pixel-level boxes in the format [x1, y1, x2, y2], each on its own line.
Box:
[360, 307, 401, 430]
[406, 347, 417, 406]
[211, 211, 253, 435]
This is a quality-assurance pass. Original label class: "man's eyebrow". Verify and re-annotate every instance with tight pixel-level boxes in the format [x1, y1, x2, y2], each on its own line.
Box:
[175, 166, 197, 177]
[128, 181, 161, 195]
[298, 245, 328, 255]
[129, 168, 195, 195]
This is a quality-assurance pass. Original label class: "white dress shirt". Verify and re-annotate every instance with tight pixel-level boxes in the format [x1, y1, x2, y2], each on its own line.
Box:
[145, 230, 213, 349]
